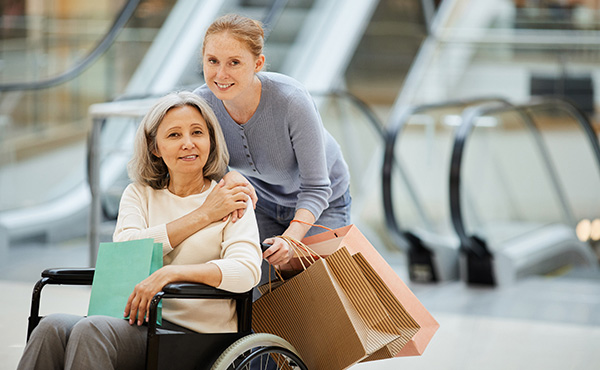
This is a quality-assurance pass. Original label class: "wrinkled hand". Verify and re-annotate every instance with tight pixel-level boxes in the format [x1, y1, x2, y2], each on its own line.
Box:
[200, 179, 249, 223]
[124, 267, 171, 326]
[262, 237, 294, 266]
[222, 172, 258, 222]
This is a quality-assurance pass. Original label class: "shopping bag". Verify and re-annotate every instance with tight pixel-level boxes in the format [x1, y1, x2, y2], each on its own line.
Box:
[301, 224, 439, 358]
[252, 247, 419, 370]
[88, 239, 162, 322]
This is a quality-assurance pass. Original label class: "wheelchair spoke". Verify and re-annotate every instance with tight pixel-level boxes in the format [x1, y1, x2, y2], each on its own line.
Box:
[211, 333, 307, 370]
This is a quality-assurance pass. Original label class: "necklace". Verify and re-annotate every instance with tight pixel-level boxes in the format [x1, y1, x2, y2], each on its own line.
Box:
[200, 179, 207, 193]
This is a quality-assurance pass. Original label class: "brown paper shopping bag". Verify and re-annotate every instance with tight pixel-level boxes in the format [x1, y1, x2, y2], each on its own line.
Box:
[253, 247, 419, 370]
[301, 224, 439, 358]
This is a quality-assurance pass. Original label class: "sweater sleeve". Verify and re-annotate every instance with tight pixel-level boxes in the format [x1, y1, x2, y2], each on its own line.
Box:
[207, 201, 262, 293]
[112, 183, 173, 255]
[287, 90, 332, 219]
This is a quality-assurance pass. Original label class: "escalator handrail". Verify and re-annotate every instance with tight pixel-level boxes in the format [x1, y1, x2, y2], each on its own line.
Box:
[449, 97, 597, 256]
[382, 97, 512, 251]
[0, 0, 141, 92]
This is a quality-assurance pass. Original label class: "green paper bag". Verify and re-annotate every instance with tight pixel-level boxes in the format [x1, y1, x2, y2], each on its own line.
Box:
[88, 239, 163, 322]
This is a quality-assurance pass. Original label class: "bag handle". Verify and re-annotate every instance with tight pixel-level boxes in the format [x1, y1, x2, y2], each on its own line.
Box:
[290, 219, 339, 237]
[265, 235, 323, 293]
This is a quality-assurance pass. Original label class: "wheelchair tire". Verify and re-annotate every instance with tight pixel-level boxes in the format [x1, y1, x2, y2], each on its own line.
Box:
[211, 333, 308, 370]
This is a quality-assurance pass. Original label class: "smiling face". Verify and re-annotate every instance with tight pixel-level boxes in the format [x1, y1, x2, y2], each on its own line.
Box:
[154, 105, 211, 183]
[202, 31, 264, 103]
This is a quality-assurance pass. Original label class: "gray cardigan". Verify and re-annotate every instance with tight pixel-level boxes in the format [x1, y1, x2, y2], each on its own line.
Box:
[194, 72, 350, 220]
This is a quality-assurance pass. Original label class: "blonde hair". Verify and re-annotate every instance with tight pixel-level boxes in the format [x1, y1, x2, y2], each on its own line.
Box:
[203, 13, 265, 58]
[129, 91, 229, 189]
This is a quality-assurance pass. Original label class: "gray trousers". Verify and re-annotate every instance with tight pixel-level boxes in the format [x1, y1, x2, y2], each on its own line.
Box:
[17, 313, 147, 370]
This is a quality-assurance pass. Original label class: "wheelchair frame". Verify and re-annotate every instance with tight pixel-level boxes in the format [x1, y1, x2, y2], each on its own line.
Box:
[27, 268, 307, 370]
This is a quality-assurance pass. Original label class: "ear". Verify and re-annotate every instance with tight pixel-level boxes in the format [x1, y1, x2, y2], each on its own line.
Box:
[255, 54, 265, 73]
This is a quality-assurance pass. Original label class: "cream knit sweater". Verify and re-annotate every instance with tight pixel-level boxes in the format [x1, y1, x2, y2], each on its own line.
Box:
[113, 181, 262, 333]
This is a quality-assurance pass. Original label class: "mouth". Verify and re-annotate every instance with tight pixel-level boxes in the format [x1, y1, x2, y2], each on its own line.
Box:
[179, 155, 198, 161]
[215, 82, 234, 90]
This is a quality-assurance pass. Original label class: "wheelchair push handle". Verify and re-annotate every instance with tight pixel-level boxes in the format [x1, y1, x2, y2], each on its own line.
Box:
[260, 242, 272, 253]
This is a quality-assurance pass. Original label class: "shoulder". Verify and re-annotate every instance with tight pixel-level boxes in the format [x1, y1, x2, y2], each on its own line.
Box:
[122, 182, 157, 200]
[193, 85, 218, 104]
[259, 72, 310, 100]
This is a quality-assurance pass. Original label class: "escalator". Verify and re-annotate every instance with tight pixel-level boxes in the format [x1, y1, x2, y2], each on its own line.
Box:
[0, 0, 383, 264]
[382, 97, 512, 283]
[450, 98, 599, 286]
[383, 96, 600, 286]
[380, 0, 600, 285]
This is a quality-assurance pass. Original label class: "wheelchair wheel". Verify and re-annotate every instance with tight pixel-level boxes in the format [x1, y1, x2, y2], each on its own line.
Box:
[211, 333, 308, 370]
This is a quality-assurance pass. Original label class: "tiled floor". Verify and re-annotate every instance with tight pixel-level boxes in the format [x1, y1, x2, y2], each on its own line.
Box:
[2, 238, 600, 370]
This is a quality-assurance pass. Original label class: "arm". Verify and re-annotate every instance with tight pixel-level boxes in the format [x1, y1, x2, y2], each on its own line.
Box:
[124, 200, 262, 326]
[262, 90, 332, 265]
[114, 181, 249, 253]
[124, 263, 222, 326]
[165, 179, 249, 246]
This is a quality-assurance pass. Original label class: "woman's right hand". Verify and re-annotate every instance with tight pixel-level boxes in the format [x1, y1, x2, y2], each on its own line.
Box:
[262, 237, 295, 266]
[199, 179, 249, 222]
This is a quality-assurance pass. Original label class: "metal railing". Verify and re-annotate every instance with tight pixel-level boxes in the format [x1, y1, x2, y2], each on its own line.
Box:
[449, 97, 600, 255]
[382, 97, 512, 251]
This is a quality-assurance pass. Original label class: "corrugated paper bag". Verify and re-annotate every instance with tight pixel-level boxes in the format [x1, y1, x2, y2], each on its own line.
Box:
[300, 224, 439, 358]
[253, 247, 419, 370]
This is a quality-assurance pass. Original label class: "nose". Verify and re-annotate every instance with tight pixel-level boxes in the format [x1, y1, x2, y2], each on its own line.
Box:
[181, 134, 194, 149]
[216, 64, 228, 79]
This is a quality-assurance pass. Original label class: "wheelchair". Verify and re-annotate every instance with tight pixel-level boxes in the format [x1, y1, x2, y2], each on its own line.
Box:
[27, 267, 308, 370]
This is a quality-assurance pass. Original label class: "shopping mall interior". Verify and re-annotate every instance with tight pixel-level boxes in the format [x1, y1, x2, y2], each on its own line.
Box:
[1, 0, 600, 368]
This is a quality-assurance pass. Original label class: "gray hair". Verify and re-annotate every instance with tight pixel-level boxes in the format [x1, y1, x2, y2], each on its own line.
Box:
[128, 91, 229, 189]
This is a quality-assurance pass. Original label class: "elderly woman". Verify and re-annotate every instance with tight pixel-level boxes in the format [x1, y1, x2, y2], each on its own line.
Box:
[17, 92, 262, 370]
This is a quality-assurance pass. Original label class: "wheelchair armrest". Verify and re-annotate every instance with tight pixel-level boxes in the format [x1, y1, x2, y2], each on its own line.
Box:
[27, 268, 95, 341]
[161, 283, 250, 300]
[148, 283, 253, 334]
[41, 268, 95, 285]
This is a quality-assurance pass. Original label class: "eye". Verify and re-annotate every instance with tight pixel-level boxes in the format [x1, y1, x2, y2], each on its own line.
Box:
[167, 132, 180, 138]
[193, 129, 203, 135]
[230, 60, 240, 66]
[207, 58, 218, 65]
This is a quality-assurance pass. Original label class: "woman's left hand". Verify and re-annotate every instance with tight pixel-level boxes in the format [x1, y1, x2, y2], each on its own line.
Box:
[124, 266, 172, 326]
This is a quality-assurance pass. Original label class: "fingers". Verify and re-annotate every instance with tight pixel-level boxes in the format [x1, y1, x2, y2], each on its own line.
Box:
[124, 283, 153, 326]
[203, 183, 249, 222]
[263, 238, 293, 265]
[125, 292, 142, 325]
[249, 191, 258, 209]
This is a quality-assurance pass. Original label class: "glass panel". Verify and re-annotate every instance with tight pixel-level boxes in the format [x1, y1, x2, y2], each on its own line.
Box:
[528, 104, 600, 241]
[0, 0, 177, 212]
[441, 0, 600, 33]
[390, 105, 475, 247]
[316, 93, 385, 238]
[460, 109, 568, 245]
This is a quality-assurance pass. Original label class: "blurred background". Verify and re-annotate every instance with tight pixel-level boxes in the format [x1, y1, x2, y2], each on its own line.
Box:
[1, 0, 600, 369]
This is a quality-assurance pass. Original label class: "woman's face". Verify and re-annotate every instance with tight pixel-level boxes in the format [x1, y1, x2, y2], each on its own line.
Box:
[203, 32, 264, 102]
[154, 105, 211, 181]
